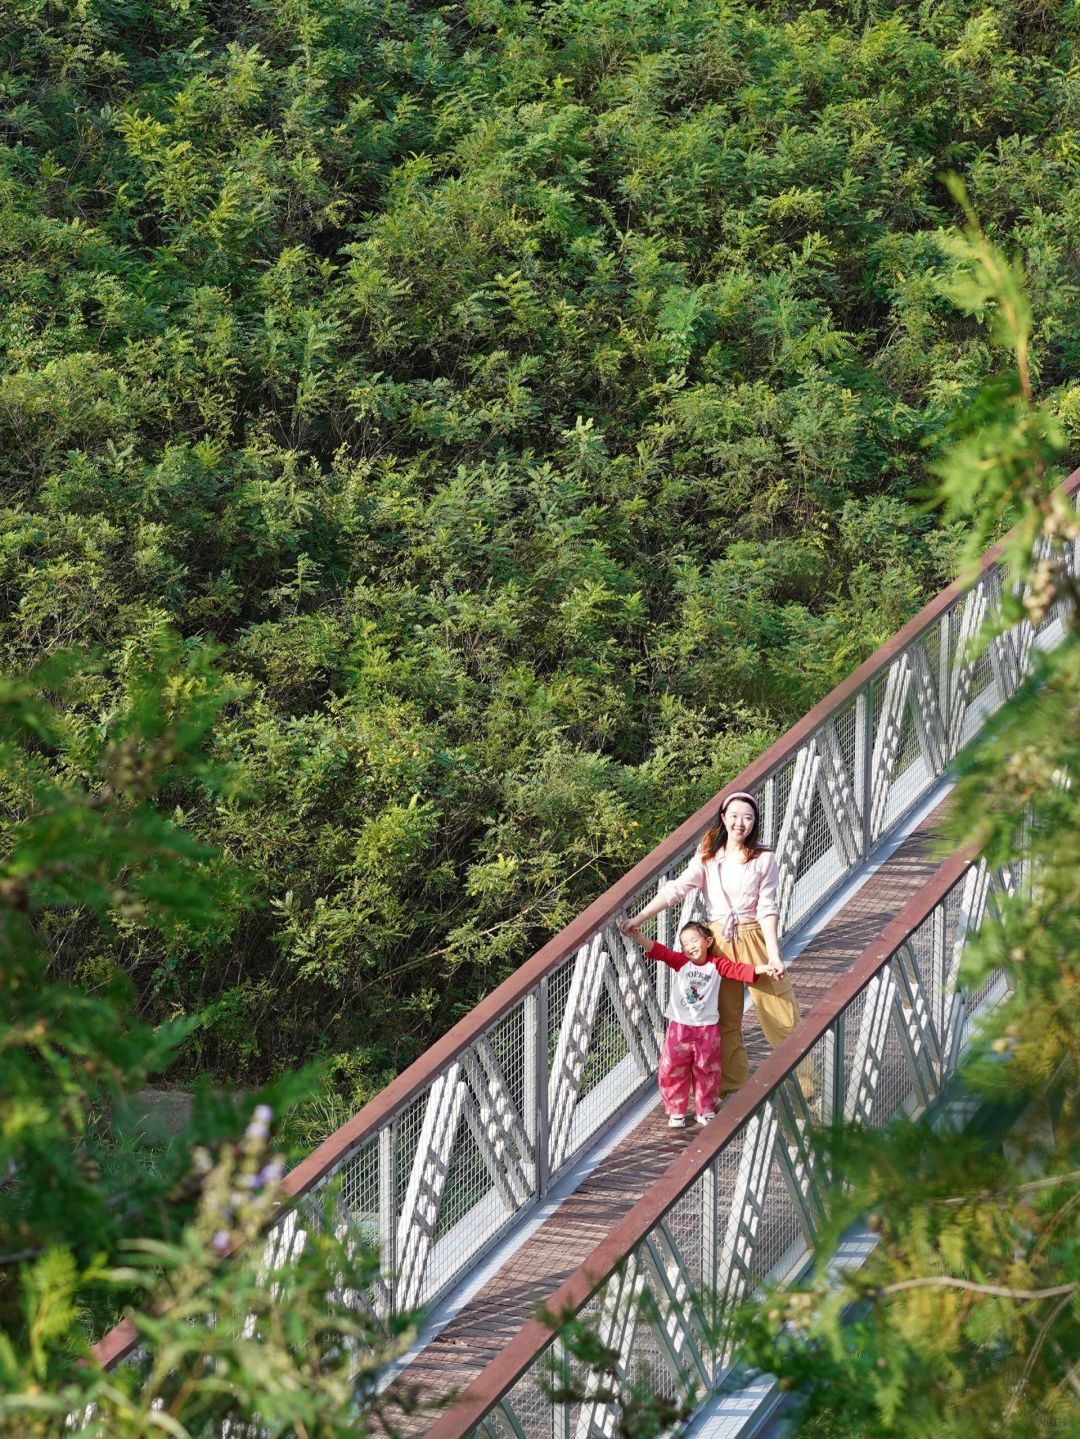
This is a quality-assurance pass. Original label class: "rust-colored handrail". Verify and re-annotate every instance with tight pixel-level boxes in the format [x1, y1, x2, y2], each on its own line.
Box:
[93, 465, 1080, 1372]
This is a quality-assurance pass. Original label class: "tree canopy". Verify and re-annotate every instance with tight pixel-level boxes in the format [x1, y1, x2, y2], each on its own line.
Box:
[3, 0, 1079, 1099]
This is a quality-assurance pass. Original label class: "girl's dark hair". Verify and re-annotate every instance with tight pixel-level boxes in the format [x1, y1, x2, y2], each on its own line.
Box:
[700, 794, 767, 862]
[679, 921, 716, 951]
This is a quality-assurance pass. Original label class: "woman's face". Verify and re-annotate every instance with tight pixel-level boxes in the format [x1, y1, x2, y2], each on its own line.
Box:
[679, 927, 712, 963]
[723, 800, 757, 847]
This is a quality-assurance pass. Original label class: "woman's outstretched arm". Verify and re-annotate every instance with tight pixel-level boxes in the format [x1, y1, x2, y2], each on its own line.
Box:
[621, 925, 685, 970]
[618, 853, 706, 933]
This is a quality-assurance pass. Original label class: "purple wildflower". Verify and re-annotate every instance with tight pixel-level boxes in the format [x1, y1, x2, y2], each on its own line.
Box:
[255, 1161, 284, 1190]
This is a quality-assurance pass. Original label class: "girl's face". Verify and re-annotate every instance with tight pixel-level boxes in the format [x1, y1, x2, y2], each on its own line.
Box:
[723, 800, 756, 847]
[679, 927, 712, 963]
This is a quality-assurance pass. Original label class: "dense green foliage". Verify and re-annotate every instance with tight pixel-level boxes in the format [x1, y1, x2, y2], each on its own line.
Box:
[0, 660, 412, 1435]
[738, 202, 1080, 1437]
[4, 0, 1080, 1094]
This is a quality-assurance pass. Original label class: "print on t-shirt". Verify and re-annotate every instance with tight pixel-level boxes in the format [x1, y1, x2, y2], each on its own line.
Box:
[674, 963, 720, 1022]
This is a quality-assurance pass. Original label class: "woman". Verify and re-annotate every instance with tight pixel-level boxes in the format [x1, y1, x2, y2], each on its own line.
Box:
[621, 791, 801, 1094]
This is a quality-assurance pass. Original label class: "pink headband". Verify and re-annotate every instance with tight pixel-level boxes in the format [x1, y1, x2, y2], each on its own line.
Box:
[721, 791, 758, 813]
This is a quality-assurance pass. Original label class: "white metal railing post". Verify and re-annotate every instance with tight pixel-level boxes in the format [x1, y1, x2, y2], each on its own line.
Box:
[523, 988, 538, 1196]
[761, 774, 777, 848]
[932, 901, 948, 1071]
[535, 977, 550, 1196]
[552, 1337, 572, 1439]
[938, 608, 953, 765]
[701, 1161, 720, 1384]
[824, 1016, 845, 1126]
[378, 1121, 397, 1315]
[859, 680, 875, 856]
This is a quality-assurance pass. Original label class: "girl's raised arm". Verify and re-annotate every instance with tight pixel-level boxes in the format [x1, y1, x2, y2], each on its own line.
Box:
[622, 925, 685, 970]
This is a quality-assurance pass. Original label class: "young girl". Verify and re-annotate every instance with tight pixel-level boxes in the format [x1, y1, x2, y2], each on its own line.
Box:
[623, 918, 782, 1127]
[622, 791, 800, 1096]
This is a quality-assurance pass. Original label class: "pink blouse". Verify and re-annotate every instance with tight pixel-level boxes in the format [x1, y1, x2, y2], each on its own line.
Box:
[655, 848, 780, 925]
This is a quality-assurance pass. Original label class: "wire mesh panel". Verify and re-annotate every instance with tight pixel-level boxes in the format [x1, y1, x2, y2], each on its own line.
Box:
[749, 1128, 808, 1288]
[571, 983, 633, 1144]
[620, 1275, 694, 1414]
[491, 1345, 562, 1439]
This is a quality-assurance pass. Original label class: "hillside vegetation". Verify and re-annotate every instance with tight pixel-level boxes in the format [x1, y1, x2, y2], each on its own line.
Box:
[2, 0, 1078, 1098]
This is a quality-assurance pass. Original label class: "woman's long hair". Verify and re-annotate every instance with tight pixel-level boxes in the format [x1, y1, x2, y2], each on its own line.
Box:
[700, 794, 767, 862]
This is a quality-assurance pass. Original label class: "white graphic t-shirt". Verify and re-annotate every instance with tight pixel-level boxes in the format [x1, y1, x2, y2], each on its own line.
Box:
[668, 961, 721, 1025]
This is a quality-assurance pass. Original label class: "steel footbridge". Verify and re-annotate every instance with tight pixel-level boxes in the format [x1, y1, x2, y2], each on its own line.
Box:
[96, 469, 1080, 1438]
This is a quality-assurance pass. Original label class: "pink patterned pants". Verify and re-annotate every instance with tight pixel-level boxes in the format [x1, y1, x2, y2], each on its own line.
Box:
[658, 1022, 723, 1116]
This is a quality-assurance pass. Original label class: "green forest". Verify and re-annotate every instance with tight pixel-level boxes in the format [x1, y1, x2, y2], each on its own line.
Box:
[4, 0, 1080, 1114]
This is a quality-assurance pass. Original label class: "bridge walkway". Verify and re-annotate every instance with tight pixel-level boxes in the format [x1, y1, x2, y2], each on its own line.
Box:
[383, 792, 951, 1429]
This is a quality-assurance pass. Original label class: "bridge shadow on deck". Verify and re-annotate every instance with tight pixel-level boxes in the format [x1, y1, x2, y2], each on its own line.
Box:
[382, 798, 951, 1430]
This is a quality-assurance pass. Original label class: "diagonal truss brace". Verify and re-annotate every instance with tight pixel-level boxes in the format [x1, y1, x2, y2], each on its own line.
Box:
[888, 942, 943, 1111]
[773, 1076, 829, 1245]
[844, 969, 896, 1125]
[575, 1257, 646, 1439]
[548, 934, 606, 1175]
[947, 581, 989, 757]
[941, 861, 991, 1071]
[816, 720, 862, 870]
[641, 1222, 712, 1392]
[775, 746, 822, 928]
[715, 1105, 780, 1355]
[396, 1064, 466, 1310]
[869, 656, 912, 842]
[602, 926, 663, 1078]
[460, 1041, 533, 1213]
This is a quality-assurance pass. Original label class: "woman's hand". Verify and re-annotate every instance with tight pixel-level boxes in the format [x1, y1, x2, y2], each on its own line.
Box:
[759, 915, 785, 977]
[755, 962, 784, 981]
[618, 917, 637, 936]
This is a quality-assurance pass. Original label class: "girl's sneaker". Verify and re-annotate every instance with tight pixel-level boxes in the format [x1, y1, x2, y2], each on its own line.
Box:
[695, 1111, 716, 1125]
[667, 1114, 687, 1129]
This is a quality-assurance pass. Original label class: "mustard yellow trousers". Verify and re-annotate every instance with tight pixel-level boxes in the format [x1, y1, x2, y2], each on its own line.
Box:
[707, 919, 801, 1093]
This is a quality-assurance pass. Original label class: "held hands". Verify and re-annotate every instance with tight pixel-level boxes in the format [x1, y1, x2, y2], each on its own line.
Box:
[755, 962, 784, 981]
